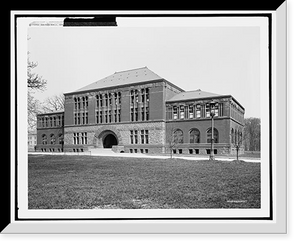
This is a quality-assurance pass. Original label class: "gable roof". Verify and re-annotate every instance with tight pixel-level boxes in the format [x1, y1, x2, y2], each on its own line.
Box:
[166, 89, 221, 102]
[74, 67, 163, 93]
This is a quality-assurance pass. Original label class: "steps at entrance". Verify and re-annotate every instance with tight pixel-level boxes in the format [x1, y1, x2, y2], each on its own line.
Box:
[89, 148, 116, 155]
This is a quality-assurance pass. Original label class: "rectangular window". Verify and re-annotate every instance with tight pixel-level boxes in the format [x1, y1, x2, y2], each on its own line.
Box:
[114, 109, 117, 122]
[180, 106, 185, 119]
[134, 130, 138, 144]
[77, 112, 80, 124]
[82, 112, 85, 125]
[196, 104, 201, 118]
[173, 106, 178, 120]
[145, 130, 149, 144]
[135, 107, 138, 121]
[141, 107, 145, 121]
[105, 111, 108, 123]
[130, 108, 134, 121]
[86, 112, 88, 124]
[130, 130, 134, 144]
[206, 104, 211, 118]
[118, 109, 121, 122]
[96, 111, 99, 123]
[109, 110, 112, 123]
[141, 130, 144, 144]
[73, 133, 76, 144]
[189, 105, 194, 119]
[74, 113, 77, 125]
[146, 107, 149, 120]
[100, 111, 103, 123]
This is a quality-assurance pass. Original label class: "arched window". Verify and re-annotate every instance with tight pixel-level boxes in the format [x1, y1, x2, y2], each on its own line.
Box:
[206, 128, 219, 143]
[189, 128, 200, 143]
[58, 134, 64, 145]
[50, 134, 56, 144]
[173, 129, 184, 144]
[42, 134, 47, 145]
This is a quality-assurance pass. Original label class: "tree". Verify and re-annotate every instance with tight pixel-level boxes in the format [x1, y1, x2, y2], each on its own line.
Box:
[230, 128, 244, 161]
[166, 125, 183, 158]
[244, 118, 261, 151]
[27, 54, 47, 131]
[27, 59, 47, 91]
[41, 94, 65, 113]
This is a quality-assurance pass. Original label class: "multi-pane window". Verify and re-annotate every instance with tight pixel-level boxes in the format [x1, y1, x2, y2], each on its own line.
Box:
[50, 134, 56, 144]
[42, 134, 47, 145]
[81, 132, 87, 145]
[196, 104, 201, 118]
[173, 106, 178, 120]
[130, 130, 134, 144]
[173, 129, 184, 144]
[180, 106, 184, 119]
[207, 128, 219, 143]
[134, 130, 138, 144]
[189, 105, 194, 119]
[58, 134, 63, 144]
[189, 129, 200, 143]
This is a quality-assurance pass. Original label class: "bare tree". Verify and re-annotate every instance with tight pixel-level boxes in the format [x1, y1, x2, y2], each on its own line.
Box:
[165, 124, 183, 158]
[27, 58, 47, 91]
[41, 94, 65, 112]
[27, 92, 43, 131]
[230, 129, 244, 161]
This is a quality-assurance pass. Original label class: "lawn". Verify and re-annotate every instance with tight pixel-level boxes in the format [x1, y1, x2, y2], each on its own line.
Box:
[28, 154, 261, 209]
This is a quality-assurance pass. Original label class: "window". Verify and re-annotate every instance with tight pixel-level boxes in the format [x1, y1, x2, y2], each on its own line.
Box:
[206, 128, 219, 143]
[50, 134, 55, 144]
[130, 90, 134, 105]
[74, 113, 77, 125]
[100, 94, 103, 107]
[118, 92, 121, 104]
[74, 98, 77, 110]
[53, 117, 56, 126]
[86, 112, 88, 124]
[49, 117, 52, 127]
[146, 88, 149, 102]
[58, 134, 63, 145]
[173, 129, 184, 144]
[135, 107, 138, 121]
[134, 130, 138, 144]
[58, 116, 61, 126]
[189, 105, 194, 119]
[173, 106, 178, 120]
[206, 104, 211, 118]
[196, 104, 201, 118]
[180, 106, 185, 119]
[100, 111, 103, 123]
[130, 108, 134, 121]
[231, 128, 234, 144]
[141, 130, 145, 144]
[109, 110, 112, 123]
[146, 107, 149, 120]
[145, 130, 149, 144]
[96, 95, 99, 108]
[189, 129, 200, 143]
[42, 134, 47, 145]
[96, 111, 99, 123]
[118, 109, 121, 122]
[81, 132, 87, 145]
[130, 130, 134, 144]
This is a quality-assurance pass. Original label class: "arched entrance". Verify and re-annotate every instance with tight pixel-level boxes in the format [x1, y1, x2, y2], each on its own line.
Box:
[103, 133, 118, 148]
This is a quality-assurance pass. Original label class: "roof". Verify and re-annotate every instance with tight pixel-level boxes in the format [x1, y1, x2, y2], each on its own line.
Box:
[167, 89, 221, 102]
[74, 67, 163, 93]
[37, 110, 64, 116]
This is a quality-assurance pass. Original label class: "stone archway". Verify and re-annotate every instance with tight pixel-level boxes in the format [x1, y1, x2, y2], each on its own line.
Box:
[102, 132, 118, 148]
[93, 126, 122, 148]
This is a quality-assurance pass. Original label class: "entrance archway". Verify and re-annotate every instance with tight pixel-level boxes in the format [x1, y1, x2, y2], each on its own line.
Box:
[103, 134, 118, 148]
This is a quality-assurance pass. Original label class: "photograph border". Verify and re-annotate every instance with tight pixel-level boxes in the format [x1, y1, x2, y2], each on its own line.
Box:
[5, 5, 288, 233]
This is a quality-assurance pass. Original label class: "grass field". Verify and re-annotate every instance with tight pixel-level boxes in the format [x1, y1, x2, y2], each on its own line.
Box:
[28, 154, 261, 209]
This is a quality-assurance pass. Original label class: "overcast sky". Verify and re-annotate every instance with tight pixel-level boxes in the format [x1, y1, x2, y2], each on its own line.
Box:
[28, 19, 261, 118]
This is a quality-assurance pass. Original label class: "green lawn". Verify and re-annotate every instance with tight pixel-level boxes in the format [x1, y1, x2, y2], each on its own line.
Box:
[28, 154, 261, 209]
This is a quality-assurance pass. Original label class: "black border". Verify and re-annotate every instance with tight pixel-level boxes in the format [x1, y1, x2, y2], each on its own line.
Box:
[13, 12, 273, 223]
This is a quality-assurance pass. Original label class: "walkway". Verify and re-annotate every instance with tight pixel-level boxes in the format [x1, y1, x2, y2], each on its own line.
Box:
[29, 149, 261, 163]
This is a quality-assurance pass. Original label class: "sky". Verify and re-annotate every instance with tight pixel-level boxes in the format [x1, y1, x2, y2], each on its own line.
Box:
[28, 19, 261, 118]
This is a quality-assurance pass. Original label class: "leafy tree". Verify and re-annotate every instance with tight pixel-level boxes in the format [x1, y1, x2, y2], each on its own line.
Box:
[244, 118, 261, 151]
[166, 125, 183, 158]
[27, 59, 47, 91]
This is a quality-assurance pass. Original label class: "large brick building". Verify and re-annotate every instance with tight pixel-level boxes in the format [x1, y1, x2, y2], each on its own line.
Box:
[36, 67, 245, 155]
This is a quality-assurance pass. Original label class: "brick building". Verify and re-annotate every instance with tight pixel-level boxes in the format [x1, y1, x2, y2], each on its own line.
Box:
[36, 67, 245, 155]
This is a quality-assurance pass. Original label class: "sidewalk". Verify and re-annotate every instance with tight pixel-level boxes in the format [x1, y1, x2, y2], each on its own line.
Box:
[28, 151, 261, 163]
